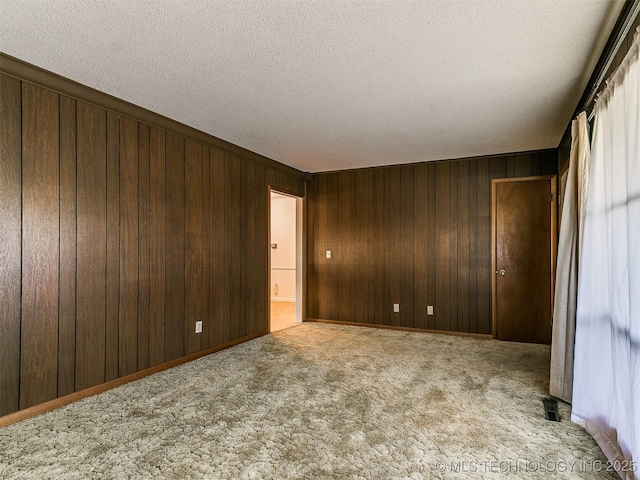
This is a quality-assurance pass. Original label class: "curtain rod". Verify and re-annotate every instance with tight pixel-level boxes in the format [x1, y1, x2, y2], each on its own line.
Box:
[585, 0, 640, 122]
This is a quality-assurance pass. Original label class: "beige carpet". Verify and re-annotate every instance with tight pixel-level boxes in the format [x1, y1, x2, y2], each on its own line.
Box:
[0, 323, 614, 479]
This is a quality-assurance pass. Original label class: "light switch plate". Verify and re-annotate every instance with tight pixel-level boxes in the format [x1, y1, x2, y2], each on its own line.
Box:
[195, 321, 203, 333]
[393, 304, 400, 313]
[427, 306, 434, 315]
[326, 250, 332, 259]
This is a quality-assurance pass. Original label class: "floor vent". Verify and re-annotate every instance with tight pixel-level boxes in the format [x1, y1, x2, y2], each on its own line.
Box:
[543, 398, 560, 422]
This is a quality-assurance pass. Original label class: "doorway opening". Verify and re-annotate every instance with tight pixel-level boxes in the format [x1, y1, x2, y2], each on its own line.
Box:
[269, 189, 303, 332]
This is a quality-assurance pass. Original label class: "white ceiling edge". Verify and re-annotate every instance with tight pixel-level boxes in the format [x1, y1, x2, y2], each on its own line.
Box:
[0, 1, 626, 173]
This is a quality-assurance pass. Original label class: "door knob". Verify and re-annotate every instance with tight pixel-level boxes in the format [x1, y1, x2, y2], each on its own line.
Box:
[499, 269, 506, 276]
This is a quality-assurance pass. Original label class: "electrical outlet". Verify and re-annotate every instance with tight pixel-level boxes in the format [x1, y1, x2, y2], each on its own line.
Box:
[427, 305, 434, 315]
[393, 303, 400, 313]
[195, 321, 203, 333]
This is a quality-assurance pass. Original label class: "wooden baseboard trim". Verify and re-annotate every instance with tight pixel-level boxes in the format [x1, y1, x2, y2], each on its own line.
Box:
[304, 318, 493, 339]
[0, 331, 267, 428]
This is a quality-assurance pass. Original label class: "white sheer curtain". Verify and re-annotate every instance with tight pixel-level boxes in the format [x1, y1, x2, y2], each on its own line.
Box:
[550, 112, 590, 402]
[572, 28, 639, 479]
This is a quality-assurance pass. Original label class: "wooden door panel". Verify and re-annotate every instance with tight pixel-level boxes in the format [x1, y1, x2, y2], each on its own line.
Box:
[493, 178, 554, 344]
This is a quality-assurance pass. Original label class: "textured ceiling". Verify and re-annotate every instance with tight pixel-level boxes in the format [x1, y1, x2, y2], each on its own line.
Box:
[0, 0, 624, 172]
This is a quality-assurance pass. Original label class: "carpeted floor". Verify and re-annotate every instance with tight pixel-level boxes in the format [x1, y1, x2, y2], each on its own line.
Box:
[0, 323, 614, 479]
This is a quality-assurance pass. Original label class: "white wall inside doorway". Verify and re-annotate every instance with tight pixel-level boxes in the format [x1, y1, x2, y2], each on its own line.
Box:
[270, 193, 296, 302]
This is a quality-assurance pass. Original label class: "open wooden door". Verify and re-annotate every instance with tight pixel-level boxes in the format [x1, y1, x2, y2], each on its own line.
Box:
[492, 176, 556, 344]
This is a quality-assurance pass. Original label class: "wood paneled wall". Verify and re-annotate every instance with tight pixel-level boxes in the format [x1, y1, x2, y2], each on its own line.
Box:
[306, 152, 557, 333]
[0, 68, 305, 417]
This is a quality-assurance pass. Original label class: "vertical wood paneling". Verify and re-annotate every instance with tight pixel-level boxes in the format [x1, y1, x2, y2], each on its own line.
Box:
[449, 162, 459, 330]
[1, 72, 307, 417]
[306, 151, 553, 335]
[326, 174, 340, 321]
[413, 164, 428, 329]
[457, 160, 470, 333]
[383, 168, 399, 326]
[400, 165, 415, 327]
[149, 127, 166, 367]
[365, 170, 376, 324]
[238, 158, 249, 338]
[138, 123, 150, 370]
[306, 174, 317, 320]
[426, 163, 437, 330]
[209, 148, 227, 346]
[514, 154, 533, 177]
[338, 171, 352, 321]
[20, 84, 60, 409]
[373, 169, 385, 325]
[468, 159, 479, 333]
[75, 102, 107, 391]
[165, 133, 185, 361]
[185, 140, 203, 354]
[254, 164, 268, 332]
[58, 95, 77, 397]
[354, 169, 369, 323]
[105, 112, 120, 381]
[435, 162, 451, 331]
[315, 175, 328, 320]
[244, 161, 256, 335]
[0, 75, 22, 415]
[475, 157, 491, 333]
[200, 147, 212, 349]
[226, 155, 242, 342]
[119, 116, 139, 376]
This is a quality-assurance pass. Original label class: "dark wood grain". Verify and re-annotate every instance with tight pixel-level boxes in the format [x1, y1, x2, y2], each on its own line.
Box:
[435, 161, 451, 331]
[20, 83, 60, 409]
[105, 112, 120, 381]
[238, 158, 248, 339]
[514, 154, 533, 177]
[413, 163, 428, 329]
[164, 133, 185, 361]
[244, 160, 256, 336]
[468, 159, 479, 333]
[305, 151, 556, 335]
[426, 163, 437, 330]
[373, 168, 385, 325]
[209, 148, 227, 346]
[475, 157, 491, 334]
[148, 127, 166, 367]
[400, 165, 415, 327]
[200, 147, 211, 349]
[325, 174, 340, 321]
[58, 95, 77, 397]
[254, 164, 268, 332]
[225, 155, 242, 342]
[0, 75, 22, 415]
[456, 160, 470, 332]
[119, 116, 139, 376]
[494, 178, 553, 344]
[138, 123, 151, 370]
[314, 175, 328, 321]
[354, 169, 369, 323]
[384, 167, 401, 326]
[0, 67, 306, 417]
[185, 140, 203, 354]
[449, 161, 459, 330]
[75, 102, 107, 391]
[306, 177, 319, 320]
[338, 171, 352, 321]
